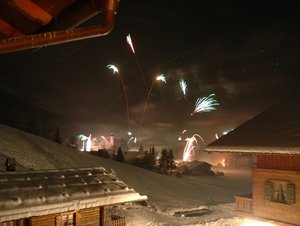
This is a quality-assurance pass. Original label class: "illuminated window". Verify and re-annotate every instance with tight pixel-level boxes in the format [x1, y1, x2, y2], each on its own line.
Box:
[264, 180, 295, 204]
[62, 213, 74, 226]
[273, 182, 287, 202]
[57, 213, 75, 226]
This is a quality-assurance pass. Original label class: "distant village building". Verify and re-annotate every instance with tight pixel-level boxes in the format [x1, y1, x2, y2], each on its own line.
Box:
[0, 167, 147, 226]
[178, 161, 213, 176]
[205, 101, 300, 226]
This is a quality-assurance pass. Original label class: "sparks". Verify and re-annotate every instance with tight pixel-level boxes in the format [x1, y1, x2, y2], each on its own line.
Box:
[178, 130, 187, 141]
[127, 136, 137, 144]
[182, 134, 204, 161]
[86, 134, 92, 152]
[107, 64, 119, 74]
[156, 74, 166, 83]
[221, 158, 226, 167]
[179, 79, 188, 96]
[191, 94, 219, 115]
[138, 73, 167, 138]
[107, 64, 130, 131]
[126, 34, 135, 54]
[215, 133, 219, 139]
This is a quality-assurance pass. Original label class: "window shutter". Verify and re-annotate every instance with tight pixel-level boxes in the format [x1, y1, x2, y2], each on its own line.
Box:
[286, 183, 295, 204]
[264, 180, 272, 201]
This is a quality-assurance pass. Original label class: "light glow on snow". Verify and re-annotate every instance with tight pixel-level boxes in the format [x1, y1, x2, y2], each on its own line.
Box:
[243, 219, 277, 226]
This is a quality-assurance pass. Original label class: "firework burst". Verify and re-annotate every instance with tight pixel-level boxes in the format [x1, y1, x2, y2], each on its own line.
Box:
[182, 134, 204, 161]
[179, 79, 188, 96]
[191, 94, 219, 115]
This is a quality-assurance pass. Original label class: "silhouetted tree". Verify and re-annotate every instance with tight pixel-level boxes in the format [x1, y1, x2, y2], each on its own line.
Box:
[141, 146, 156, 170]
[138, 144, 144, 153]
[167, 149, 176, 174]
[158, 148, 176, 175]
[159, 148, 168, 174]
[114, 147, 124, 162]
[53, 126, 62, 144]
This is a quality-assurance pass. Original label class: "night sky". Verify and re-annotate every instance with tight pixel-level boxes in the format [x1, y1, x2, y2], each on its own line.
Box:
[1, 1, 300, 154]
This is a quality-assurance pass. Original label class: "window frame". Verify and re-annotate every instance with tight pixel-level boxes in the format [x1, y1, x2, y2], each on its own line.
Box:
[264, 179, 295, 204]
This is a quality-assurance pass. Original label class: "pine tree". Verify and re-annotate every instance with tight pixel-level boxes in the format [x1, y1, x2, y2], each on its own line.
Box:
[167, 149, 176, 174]
[159, 148, 168, 174]
[115, 146, 124, 162]
[138, 144, 144, 153]
[53, 126, 62, 144]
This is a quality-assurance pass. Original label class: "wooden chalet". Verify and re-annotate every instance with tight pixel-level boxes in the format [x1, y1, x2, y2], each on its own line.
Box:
[0, 167, 147, 226]
[205, 101, 300, 226]
[178, 161, 213, 176]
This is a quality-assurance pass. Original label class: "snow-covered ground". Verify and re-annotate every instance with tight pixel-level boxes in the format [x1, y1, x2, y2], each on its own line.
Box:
[105, 167, 252, 226]
[0, 123, 253, 225]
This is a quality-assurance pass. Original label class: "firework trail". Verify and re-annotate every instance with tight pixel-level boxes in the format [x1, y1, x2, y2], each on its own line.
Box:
[107, 64, 130, 130]
[179, 79, 188, 96]
[138, 74, 166, 139]
[127, 136, 137, 144]
[127, 131, 137, 144]
[215, 133, 219, 139]
[126, 34, 147, 87]
[178, 129, 187, 141]
[191, 94, 219, 115]
[126, 34, 135, 53]
[183, 134, 204, 161]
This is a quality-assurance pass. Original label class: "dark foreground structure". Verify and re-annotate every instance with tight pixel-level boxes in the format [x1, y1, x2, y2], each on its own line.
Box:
[206, 101, 300, 226]
[0, 167, 147, 226]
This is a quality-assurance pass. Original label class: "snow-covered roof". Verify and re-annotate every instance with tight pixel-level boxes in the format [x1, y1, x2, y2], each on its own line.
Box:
[178, 161, 212, 171]
[206, 101, 300, 155]
[0, 167, 147, 222]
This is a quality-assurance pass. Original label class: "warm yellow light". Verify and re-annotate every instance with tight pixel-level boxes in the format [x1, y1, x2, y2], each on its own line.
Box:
[243, 219, 277, 226]
[221, 158, 226, 167]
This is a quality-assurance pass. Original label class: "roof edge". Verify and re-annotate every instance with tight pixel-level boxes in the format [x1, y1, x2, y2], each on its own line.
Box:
[205, 146, 300, 155]
[0, 191, 147, 222]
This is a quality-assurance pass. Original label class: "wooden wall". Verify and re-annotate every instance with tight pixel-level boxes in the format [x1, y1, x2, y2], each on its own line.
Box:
[257, 155, 300, 171]
[0, 206, 106, 226]
[252, 169, 300, 225]
[77, 207, 103, 226]
[30, 213, 56, 226]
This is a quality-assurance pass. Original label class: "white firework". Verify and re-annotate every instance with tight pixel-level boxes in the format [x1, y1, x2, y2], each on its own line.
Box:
[192, 94, 219, 115]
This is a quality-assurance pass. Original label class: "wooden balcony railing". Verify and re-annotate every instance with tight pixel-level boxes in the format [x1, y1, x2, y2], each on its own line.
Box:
[106, 215, 126, 226]
[235, 194, 253, 216]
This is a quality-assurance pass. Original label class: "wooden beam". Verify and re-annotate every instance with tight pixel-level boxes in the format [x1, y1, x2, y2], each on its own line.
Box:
[32, 0, 76, 16]
[0, 19, 23, 38]
[10, 0, 53, 25]
[0, 1, 40, 34]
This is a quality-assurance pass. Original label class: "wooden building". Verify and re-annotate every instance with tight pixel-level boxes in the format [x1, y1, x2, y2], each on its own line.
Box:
[178, 161, 213, 176]
[0, 167, 147, 226]
[205, 101, 300, 226]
